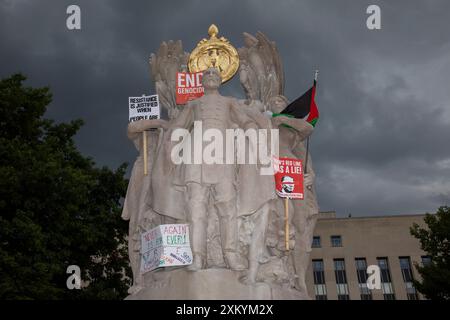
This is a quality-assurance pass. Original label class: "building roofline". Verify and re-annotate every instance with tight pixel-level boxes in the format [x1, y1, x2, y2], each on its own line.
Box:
[318, 213, 428, 220]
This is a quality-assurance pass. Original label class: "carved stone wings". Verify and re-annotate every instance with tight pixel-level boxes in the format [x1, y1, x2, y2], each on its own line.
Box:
[149, 33, 284, 119]
[238, 32, 285, 106]
[149, 40, 189, 120]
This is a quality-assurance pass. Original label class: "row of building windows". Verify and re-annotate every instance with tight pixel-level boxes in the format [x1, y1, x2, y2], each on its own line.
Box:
[311, 256, 430, 300]
[312, 235, 342, 248]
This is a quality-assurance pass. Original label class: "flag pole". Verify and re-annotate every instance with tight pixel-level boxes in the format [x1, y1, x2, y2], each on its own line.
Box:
[304, 136, 310, 174]
[285, 197, 289, 251]
[304, 69, 318, 175]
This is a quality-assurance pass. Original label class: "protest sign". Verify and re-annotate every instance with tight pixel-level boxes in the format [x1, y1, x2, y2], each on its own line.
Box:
[128, 94, 160, 122]
[140, 224, 193, 274]
[274, 157, 304, 199]
[128, 94, 160, 175]
[273, 157, 304, 251]
[176, 72, 204, 104]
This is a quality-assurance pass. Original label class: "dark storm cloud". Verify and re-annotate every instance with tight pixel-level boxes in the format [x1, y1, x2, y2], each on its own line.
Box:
[1, 0, 450, 216]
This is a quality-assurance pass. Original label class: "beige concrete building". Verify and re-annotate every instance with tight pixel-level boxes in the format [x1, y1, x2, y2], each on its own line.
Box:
[305, 212, 430, 300]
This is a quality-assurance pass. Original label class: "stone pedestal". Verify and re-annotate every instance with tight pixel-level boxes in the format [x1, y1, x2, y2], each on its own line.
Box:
[126, 268, 309, 300]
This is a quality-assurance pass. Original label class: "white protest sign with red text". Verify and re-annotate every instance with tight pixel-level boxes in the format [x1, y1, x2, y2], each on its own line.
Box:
[140, 224, 193, 274]
[176, 72, 204, 104]
[274, 157, 304, 199]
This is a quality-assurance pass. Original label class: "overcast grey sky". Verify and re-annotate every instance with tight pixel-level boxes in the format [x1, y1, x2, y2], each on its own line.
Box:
[1, 0, 450, 217]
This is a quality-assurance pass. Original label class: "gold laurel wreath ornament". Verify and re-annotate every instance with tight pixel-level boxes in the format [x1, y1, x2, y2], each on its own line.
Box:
[188, 24, 239, 83]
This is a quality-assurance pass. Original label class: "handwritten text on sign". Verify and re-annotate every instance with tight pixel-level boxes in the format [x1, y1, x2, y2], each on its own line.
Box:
[140, 224, 192, 274]
[129, 94, 160, 122]
[274, 157, 304, 199]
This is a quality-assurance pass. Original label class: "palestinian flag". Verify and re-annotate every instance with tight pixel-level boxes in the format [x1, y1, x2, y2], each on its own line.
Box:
[280, 80, 319, 127]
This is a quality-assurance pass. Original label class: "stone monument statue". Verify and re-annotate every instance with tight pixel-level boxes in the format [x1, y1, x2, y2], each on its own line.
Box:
[164, 67, 266, 271]
[122, 25, 319, 300]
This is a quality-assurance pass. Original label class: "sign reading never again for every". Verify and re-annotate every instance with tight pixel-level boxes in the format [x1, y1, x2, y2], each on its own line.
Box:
[140, 224, 193, 273]
[128, 94, 160, 122]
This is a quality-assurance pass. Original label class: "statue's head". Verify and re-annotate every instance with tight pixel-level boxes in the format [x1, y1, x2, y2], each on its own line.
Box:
[202, 67, 222, 90]
[268, 95, 289, 113]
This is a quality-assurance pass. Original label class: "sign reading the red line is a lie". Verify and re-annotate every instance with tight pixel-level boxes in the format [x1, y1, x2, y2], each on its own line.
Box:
[274, 157, 304, 199]
[176, 72, 204, 105]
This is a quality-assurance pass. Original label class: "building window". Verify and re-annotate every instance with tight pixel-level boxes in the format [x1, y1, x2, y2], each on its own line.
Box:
[355, 258, 372, 300]
[399, 257, 414, 282]
[312, 236, 321, 248]
[421, 255, 432, 267]
[399, 257, 419, 300]
[331, 235, 342, 247]
[312, 259, 327, 300]
[377, 257, 395, 300]
[334, 259, 350, 300]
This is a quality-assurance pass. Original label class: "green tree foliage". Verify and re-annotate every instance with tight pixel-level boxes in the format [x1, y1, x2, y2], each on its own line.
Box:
[0, 74, 132, 299]
[410, 206, 450, 300]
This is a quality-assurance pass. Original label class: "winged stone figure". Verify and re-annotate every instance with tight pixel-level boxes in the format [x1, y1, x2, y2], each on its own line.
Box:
[237, 32, 319, 296]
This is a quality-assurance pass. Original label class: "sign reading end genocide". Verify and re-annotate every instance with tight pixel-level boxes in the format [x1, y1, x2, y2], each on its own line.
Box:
[140, 224, 193, 274]
[128, 94, 160, 122]
[274, 157, 304, 199]
[176, 72, 204, 105]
